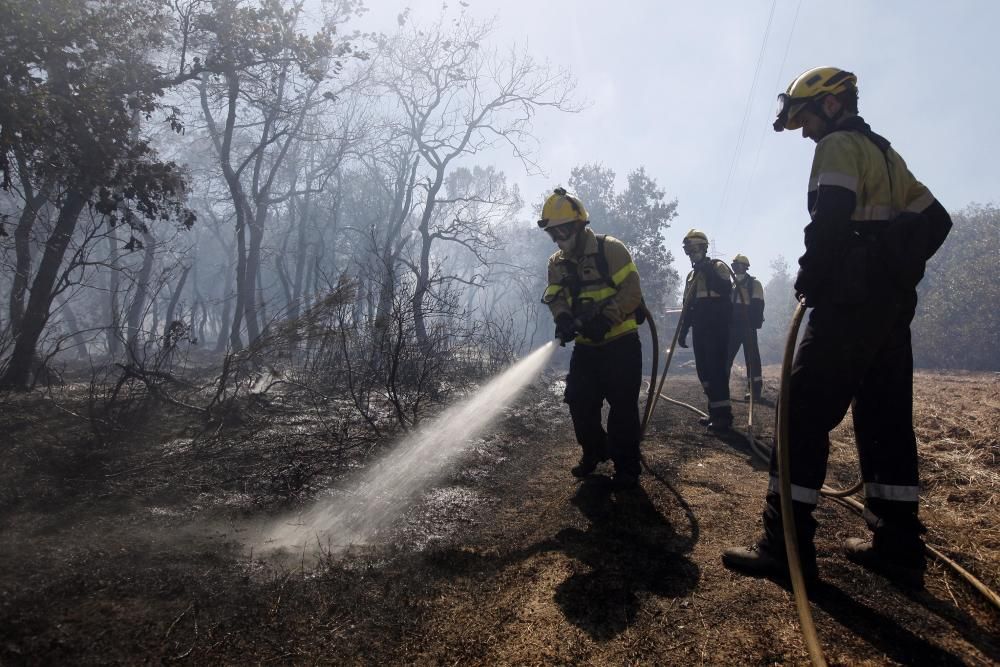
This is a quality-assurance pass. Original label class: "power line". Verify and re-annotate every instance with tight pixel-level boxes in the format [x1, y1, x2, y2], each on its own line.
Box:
[716, 0, 777, 226]
[737, 0, 803, 222]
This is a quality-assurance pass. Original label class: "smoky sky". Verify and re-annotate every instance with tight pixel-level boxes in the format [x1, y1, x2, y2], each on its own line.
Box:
[341, 0, 996, 284]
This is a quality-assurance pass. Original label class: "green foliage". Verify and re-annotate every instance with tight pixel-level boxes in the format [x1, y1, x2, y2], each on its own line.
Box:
[189, 0, 360, 80]
[0, 0, 193, 230]
[912, 203, 1000, 370]
[567, 164, 680, 312]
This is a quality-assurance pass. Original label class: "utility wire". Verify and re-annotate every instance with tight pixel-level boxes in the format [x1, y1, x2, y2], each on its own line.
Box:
[716, 0, 777, 227]
[737, 0, 803, 222]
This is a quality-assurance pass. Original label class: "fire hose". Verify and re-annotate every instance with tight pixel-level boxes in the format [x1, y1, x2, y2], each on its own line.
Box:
[639, 298, 999, 666]
[557, 280, 999, 642]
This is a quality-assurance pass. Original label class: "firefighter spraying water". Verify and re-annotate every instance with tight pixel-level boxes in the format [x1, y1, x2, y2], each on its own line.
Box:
[539, 188, 647, 489]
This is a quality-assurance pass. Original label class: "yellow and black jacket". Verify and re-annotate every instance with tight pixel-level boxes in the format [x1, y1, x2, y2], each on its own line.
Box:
[542, 229, 642, 345]
[796, 116, 952, 304]
[732, 274, 765, 329]
[679, 258, 732, 338]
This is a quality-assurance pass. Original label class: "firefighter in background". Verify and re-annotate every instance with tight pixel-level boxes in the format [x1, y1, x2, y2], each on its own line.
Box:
[677, 229, 733, 432]
[539, 188, 644, 489]
[727, 254, 765, 401]
[722, 67, 952, 587]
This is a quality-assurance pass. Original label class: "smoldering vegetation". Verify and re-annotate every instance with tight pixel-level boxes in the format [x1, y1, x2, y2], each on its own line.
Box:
[0, 0, 994, 516]
[0, 2, 997, 663]
[0, 0, 692, 484]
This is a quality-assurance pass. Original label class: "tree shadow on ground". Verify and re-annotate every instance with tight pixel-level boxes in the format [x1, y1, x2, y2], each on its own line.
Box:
[544, 478, 700, 641]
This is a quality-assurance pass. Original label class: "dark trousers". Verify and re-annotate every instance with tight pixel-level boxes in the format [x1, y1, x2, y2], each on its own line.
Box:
[767, 294, 923, 549]
[693, 316, 732, 423]
[564, 333, 642, 477]
[727, 317, 762, 397]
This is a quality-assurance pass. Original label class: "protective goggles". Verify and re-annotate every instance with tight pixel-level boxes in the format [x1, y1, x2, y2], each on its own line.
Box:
[773, 93, 816, 132]
[682, 240, 707, 255]
[543, 223, 577, 241]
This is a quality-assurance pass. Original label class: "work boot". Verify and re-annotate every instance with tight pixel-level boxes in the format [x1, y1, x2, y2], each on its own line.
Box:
[571, 455, 600, 477]
[705, 406, 733, 432]
[724, 493, 819, 584]
[722, 539, 819, 584]
[844, 537, 926, 589]
[571, 446, 609, 477]
[706, 418, 732, 433]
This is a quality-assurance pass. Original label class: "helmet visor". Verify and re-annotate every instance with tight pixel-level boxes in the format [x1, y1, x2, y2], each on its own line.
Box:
[773, 93, 812, 132]
[682, 240, 707, 256]
[545, 222, 576, 241]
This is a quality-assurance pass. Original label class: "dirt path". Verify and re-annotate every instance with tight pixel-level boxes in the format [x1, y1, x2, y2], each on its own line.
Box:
[0, 368, 997, 664]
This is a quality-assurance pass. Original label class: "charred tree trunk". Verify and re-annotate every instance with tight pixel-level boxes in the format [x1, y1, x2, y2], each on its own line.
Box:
[126, 230, 155, 357]
[412, 175, 443, 347]
[106, 230, 123, 358]
[56, 296, 89, 359]
[228, 211, 248, 351]
[9, 175, 50, 335]
[289, 191, 311, 323]
[216, 291, 234, 354]
[164, 264, 192, 337]
[0, 189, 87, 389]
[243, 209, 264, 343]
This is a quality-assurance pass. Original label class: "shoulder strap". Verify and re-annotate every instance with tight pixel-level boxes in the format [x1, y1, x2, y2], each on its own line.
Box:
[846, 127, 895, 201]
[595, 234, 615, 287]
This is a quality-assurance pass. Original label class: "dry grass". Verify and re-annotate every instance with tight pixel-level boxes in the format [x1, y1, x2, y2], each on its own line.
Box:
[0, 367, 997, 664]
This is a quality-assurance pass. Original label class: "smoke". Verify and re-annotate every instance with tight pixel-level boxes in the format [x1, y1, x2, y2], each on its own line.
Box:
[261, 341, 556, 553]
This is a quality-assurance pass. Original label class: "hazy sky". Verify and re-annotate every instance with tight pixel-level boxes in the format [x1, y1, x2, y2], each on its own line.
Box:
[351, 0, 998, 284]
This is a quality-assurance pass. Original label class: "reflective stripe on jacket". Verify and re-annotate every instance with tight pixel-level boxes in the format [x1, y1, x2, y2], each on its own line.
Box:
[542, 229, 642, 345]
[732, 274, 765, 328]
[808, 128, 934, 223]
[798, 116, 946, 302]
[678, 258, 732, 335]
[732, 275, 764, 306]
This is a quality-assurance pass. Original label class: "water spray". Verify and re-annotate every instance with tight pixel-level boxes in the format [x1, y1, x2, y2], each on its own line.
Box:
[262, 341, 557, 553]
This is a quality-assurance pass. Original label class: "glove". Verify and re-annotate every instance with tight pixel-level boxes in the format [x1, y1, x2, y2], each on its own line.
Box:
[579, 313, 613, 342]
[554, 312, 577, 345]
[793, 269, 819, 308]
[677, 329, 689, 348]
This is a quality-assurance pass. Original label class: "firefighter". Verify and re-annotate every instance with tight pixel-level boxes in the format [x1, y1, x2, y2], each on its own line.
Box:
[727, 254, 765, 401]
[677, 230, 733, 432]
[722, 67, 953, 587]
[540, 188, 644, 489]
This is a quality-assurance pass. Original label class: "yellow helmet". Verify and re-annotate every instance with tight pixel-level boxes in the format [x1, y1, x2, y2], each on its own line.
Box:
[537, 187, 588, 230]
[732, 254, 750, 268]
[774, 66, 857, 132]
[683, 229, 709, 247]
